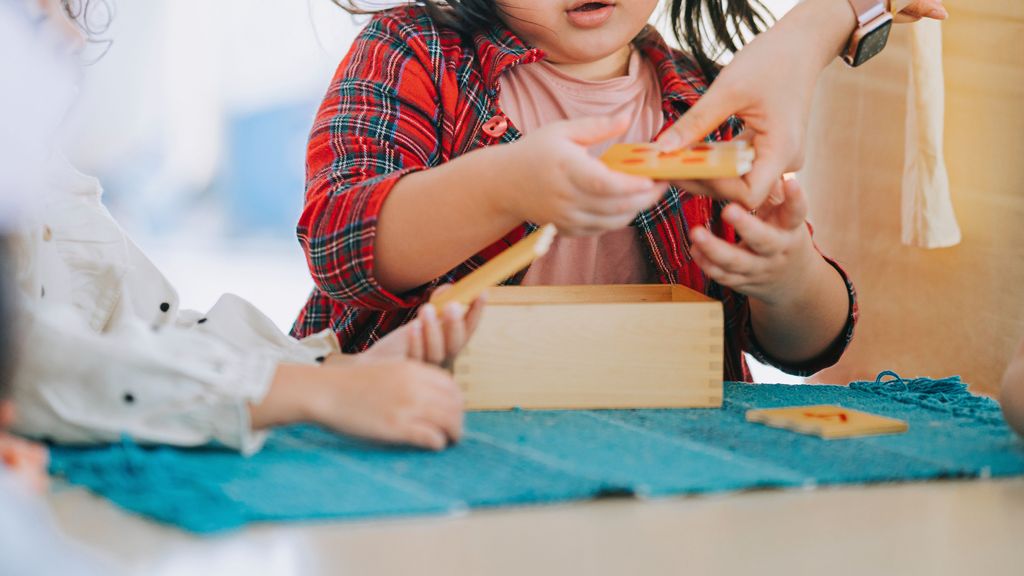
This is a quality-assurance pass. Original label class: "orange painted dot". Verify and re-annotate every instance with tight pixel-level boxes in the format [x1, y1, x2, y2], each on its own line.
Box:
[691, 144, 713, 151]
[682, 157, 705, 164]
[658, 150, 682, 158]
[622, 158, 645, 165]
[631, 147, 652, 154]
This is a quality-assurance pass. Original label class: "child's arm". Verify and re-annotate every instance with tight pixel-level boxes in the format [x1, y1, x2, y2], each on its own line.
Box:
[374, 116, 668, 293]
[1001, 337, 1024, 436]
[250, 360, 463, 451]
[13, 303, 469, 453]
[689, 177, 853, 368]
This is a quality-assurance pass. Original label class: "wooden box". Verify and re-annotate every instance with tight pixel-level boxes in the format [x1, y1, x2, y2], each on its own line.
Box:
[455, 284, 724, 410]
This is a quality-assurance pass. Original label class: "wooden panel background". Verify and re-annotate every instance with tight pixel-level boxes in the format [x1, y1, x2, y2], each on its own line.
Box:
[801, 1, 1024, 394]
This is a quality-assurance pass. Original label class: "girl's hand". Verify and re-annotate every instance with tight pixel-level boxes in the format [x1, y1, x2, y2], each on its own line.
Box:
[689, 177, 817, 306]
[498, 115, 670, 237]
[254, 361, 465, 451]
[656, 0, 948, 209]
[0, 431, 49, 494]
[341, 287, 486, 367]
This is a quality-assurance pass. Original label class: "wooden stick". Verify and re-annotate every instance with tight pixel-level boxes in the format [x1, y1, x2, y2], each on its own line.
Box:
[430, 224, 558, 308]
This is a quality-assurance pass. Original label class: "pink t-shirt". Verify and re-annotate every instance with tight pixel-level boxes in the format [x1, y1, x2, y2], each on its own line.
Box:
[500, 49, 665, 285]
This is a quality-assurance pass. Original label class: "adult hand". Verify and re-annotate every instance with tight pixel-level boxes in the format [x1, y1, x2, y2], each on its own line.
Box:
[657, 0, 948, 209]
[893, 0, 949, 23]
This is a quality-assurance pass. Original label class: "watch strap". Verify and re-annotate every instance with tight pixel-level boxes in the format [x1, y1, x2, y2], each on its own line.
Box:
[847, 0, 887, 26]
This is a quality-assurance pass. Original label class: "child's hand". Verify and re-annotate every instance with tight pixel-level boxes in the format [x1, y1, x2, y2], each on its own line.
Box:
[350, 287, 486, 367]
[689, 177, 817, 306]
[0, 432, 49, 494]
[499, 115, 670, 236]
[312, 361, 464, 451]
[256, 361, 465, 451]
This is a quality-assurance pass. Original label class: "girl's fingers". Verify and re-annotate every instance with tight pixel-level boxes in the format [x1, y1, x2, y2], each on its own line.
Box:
[464, 292, 486, 339]
[441, 303, 467, 359]
[402, 421, 449, 451]
[565, 210, 641, 236]
[671, 176, 750, 205]
[692, 246, 751, 289]
[690, 227, 760, 275]
[583, 183, 667, 217]
[775, 177, 809, 230]
[895, 0, 948, 23]
[560, 114, 632, 146]
[419, 304, 447, 365]
[406, 319, 425, 362]
[569, 159, 660, 198]
[741, 135, 796, 209]
[576, 184, 668, 230]
[691, 248, 726, 279]
[721, 204, 784, 256]
[419, 395, 465, 443]
[418, 368, 465, 404]
[764, 178, 786, 207]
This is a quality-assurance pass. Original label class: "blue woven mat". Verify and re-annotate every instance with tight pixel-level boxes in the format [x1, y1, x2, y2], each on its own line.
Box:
[48, 374, 1024, 533]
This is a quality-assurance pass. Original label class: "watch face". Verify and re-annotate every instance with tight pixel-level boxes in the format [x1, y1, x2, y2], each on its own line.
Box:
[855, 20, 893, 66]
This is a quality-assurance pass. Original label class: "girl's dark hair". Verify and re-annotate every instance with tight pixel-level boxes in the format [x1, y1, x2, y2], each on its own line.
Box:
[335, 1, 772, 80]
[0, 237, 15, 401]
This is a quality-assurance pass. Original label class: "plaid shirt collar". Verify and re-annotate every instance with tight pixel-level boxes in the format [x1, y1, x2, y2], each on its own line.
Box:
[472, 24, 707, 116]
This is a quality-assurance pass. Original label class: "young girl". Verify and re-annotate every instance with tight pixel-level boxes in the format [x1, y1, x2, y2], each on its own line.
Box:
[5, 0, 482, 457]
[294, 0, 857, 381]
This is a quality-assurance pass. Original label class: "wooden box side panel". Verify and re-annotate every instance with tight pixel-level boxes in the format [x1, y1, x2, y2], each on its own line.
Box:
[455, 300, 724, 410]
[485, 284, 718, 306]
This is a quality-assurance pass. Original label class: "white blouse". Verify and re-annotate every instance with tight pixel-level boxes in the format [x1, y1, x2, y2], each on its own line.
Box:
[9, 157, 339, 454]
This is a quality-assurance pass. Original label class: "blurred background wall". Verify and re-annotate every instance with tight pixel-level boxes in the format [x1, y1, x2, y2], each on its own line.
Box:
[65, 0, 362, 330]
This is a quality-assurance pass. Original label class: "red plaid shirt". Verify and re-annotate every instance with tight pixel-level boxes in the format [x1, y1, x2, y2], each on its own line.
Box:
[293, 5, 858, 381]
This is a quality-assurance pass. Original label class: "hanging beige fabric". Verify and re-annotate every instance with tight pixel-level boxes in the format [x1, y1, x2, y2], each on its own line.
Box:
[901, 18, 960, 248]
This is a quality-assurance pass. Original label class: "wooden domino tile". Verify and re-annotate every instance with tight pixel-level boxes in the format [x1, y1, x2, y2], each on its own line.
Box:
[600, 140, 755, 180]
[745, 405, 909, 439]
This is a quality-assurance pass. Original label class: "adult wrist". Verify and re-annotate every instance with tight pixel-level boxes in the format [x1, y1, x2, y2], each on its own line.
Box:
[789, 0, 860, 69]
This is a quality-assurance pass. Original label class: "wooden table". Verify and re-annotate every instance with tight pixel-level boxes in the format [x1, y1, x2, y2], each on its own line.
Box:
[50, 479, 1024, 575]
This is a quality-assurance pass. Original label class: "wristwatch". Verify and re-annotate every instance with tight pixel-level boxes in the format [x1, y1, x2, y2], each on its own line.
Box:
[842, 0, 894, 67]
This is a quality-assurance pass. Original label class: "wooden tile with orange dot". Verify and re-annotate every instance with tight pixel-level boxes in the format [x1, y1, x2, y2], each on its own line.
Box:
[600, 140, 755, 180]
[745, 405, 909, 439]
